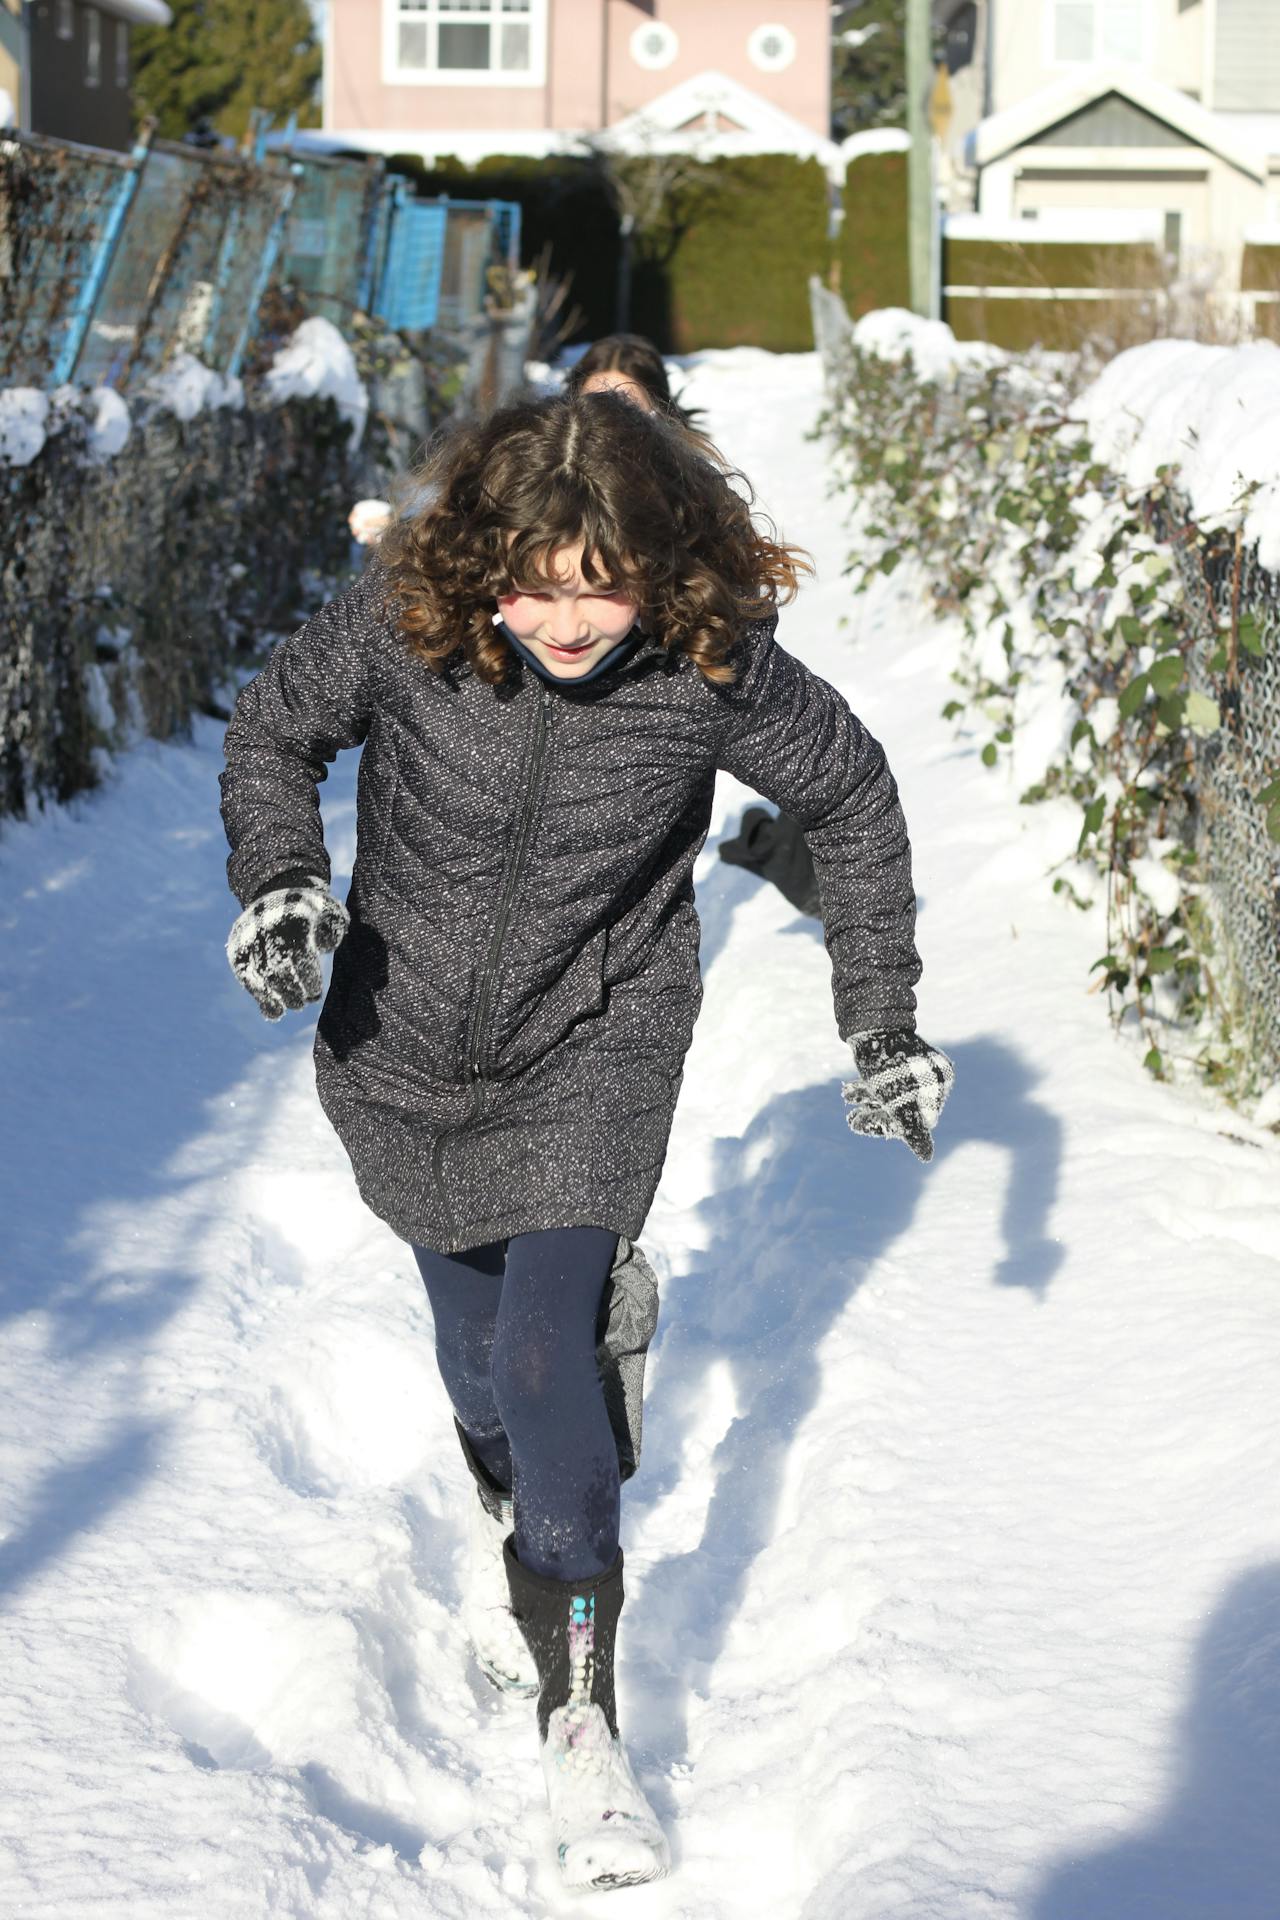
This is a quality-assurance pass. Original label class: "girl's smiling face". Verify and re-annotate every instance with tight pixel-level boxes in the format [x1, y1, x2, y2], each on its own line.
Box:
[497, 541, 639, 680]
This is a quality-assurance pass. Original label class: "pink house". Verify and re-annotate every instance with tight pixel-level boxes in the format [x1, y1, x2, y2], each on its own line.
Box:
[322, 1, 833, 163]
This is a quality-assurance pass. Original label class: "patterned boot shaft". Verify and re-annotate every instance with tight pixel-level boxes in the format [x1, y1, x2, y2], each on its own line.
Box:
[502, 1537, 623, 1741]
[503, 1541, 668, 1891]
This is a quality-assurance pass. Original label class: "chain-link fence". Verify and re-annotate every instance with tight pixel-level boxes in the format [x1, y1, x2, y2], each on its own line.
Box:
[809, 277, 1280, 1089]
[1176, 539, 1280, 1079]
[0, 128, 523, 393]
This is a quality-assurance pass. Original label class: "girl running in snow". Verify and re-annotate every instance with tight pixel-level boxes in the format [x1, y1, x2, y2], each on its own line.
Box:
[570, 333, 822, 918]
[219, 389, 953, 1893]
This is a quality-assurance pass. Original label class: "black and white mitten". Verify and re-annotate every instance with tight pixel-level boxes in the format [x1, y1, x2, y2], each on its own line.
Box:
[226, 874, 349, 1021]
[843, 1028, 954, 1164]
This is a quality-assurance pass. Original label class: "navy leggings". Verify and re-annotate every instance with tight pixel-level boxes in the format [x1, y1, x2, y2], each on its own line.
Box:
[412, 1226, 620, 1582]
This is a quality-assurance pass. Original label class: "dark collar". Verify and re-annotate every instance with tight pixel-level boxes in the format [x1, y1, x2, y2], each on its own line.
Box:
[495, 619, 662, 697]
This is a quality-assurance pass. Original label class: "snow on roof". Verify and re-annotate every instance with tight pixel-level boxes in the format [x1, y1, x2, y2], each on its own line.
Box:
[974, 69, 1268, 182]
[600, 69, 836, 162]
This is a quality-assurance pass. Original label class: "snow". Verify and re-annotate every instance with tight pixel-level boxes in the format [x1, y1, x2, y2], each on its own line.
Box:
[3, 350, 1280, 1918]
[0, 387, 50, 465]
[142, 353, 244, 424]
[1075, 337, 1280, 568]
[264, 318, 369, 441]
[851, 306, 1007, 380]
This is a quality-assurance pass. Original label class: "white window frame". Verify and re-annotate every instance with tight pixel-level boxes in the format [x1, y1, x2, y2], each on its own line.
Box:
[747, 23, 796, 74]
[85, 5, 102, 86]
[1044, 0, 1149, 69]
[56, 0, 74, 38]
[629, 20, 679, 71]
[382, 0, 547, 88]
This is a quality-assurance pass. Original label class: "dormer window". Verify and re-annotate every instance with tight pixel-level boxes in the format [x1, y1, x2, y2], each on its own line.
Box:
[1051, 0, 1144, 65]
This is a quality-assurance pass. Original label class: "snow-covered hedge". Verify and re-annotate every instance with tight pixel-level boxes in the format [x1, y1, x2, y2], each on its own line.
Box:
[823, 312, 1280, 1110]
[0, 324, 368, 817]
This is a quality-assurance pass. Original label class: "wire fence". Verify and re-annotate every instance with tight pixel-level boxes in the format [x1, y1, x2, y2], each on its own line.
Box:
[1176, 538, 1280, 1082]
[809, 277, 1280, 1092]
[0, 125, 523, 393]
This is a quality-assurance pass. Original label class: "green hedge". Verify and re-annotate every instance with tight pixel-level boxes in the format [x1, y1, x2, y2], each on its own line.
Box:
[840, 151, 909, 318]
[945, 238, 1162, 291]
[390, 152, 829, 353]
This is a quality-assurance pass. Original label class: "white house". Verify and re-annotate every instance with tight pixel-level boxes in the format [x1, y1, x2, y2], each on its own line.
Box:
[935, 0, 1280, 283]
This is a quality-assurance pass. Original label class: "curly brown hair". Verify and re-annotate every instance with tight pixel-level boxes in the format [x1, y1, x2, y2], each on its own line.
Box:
[379, 391, 810, 687]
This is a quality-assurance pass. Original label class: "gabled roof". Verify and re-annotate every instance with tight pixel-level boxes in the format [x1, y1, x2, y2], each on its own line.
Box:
[601, 69, 835, 162]
[974, 68, 1267, 182]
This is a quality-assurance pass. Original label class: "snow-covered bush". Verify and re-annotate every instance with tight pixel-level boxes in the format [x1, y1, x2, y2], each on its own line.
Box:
[1, 381, 357, 815]
[822, 311, 1280, 1106]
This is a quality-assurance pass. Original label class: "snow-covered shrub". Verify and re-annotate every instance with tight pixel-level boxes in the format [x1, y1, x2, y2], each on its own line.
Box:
[1, 386, 356, 815]
[822, 312, 1280, 1107]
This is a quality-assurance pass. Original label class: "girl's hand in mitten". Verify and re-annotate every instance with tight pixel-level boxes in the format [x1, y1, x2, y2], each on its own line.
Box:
[843, 1029, 954, 1164]
[226, 876, 349, 1021]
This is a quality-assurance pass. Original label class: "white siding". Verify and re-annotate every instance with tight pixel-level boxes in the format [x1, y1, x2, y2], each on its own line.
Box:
[1215, 0, 1280, 111]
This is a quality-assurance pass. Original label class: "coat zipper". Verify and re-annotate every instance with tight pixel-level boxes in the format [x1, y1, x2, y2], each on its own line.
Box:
[465, 686, 552, 1082]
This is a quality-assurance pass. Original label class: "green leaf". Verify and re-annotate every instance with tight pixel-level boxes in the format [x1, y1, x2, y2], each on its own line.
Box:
[878, 550, 901, 576]
[1117, 615, 1145, 646]
[1157, 692, 1187, 731]
[1146, 948, 1178, 974]
[1079, 796, 1106, 849]
[1238, 613, 1266, 657]
[1070, 718, 1091, 748]
[1118, 673, 1150, 718]
[941, 699, 965, 720]
[981, 742, 998, 768]
[1267, 799, 1280, 844]
[1207, 646, 1228, 673]
[1148, 654, 1184, 697]
[995, 496, 1024, 525]
[1184, 691, 1220, 735]
[1255, 774, 1280, 806]
[1090, 953, 1119, 974]
[1143, 1047, 1165, 1077]
[995, 727, 1013, 744]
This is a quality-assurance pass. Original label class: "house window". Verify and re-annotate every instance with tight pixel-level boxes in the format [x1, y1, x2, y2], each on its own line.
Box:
[56, 0, 74, 37]
[1051, 0, 1145, 65]
[390, 0, 541, 81]
[85, 5, 101, 85]
[747, 23, 796, 73]
[944, 2, 978, 75]
[629, 21, 679, 70]
[115, 18, 129, 88]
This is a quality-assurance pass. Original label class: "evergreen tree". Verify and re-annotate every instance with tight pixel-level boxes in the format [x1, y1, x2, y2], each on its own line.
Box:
[831, 1, 946, 138]
[132, 0, 321, 143]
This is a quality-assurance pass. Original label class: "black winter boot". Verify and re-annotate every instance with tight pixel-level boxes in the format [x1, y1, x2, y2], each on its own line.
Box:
[504, 1540, 670, 1891]
[454, 1422, 537, 1697]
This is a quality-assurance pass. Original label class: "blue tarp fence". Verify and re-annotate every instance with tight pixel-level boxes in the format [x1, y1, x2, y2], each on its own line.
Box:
[0, 119, 521, 393]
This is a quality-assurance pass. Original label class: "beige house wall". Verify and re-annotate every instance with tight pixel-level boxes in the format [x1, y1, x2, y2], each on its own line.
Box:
[1005, 146, 1263, 272]
[993, 0, 1212, 115]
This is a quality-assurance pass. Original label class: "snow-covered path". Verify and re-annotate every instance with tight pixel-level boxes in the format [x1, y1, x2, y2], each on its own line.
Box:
[3, 351, 1280, 1920]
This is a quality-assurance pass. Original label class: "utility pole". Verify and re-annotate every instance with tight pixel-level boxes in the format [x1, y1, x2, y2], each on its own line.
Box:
[906, 0, 934, 318]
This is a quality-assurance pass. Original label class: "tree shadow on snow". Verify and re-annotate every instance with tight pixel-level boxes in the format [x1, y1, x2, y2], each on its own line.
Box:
[1030, 1562, 1280, 1920]
[627, 1031, 1063, 1775]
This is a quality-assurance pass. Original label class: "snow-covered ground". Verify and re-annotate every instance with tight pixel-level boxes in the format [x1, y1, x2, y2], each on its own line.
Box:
[3, 351, 1280, 1920]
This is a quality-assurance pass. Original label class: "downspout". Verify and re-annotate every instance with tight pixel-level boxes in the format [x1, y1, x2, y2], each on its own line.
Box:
[983, 0, 994, 119]
[19, 0, 32, 131]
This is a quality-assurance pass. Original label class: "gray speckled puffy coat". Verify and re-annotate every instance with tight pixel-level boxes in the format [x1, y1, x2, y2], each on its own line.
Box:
[220, 564, 921, 1252]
